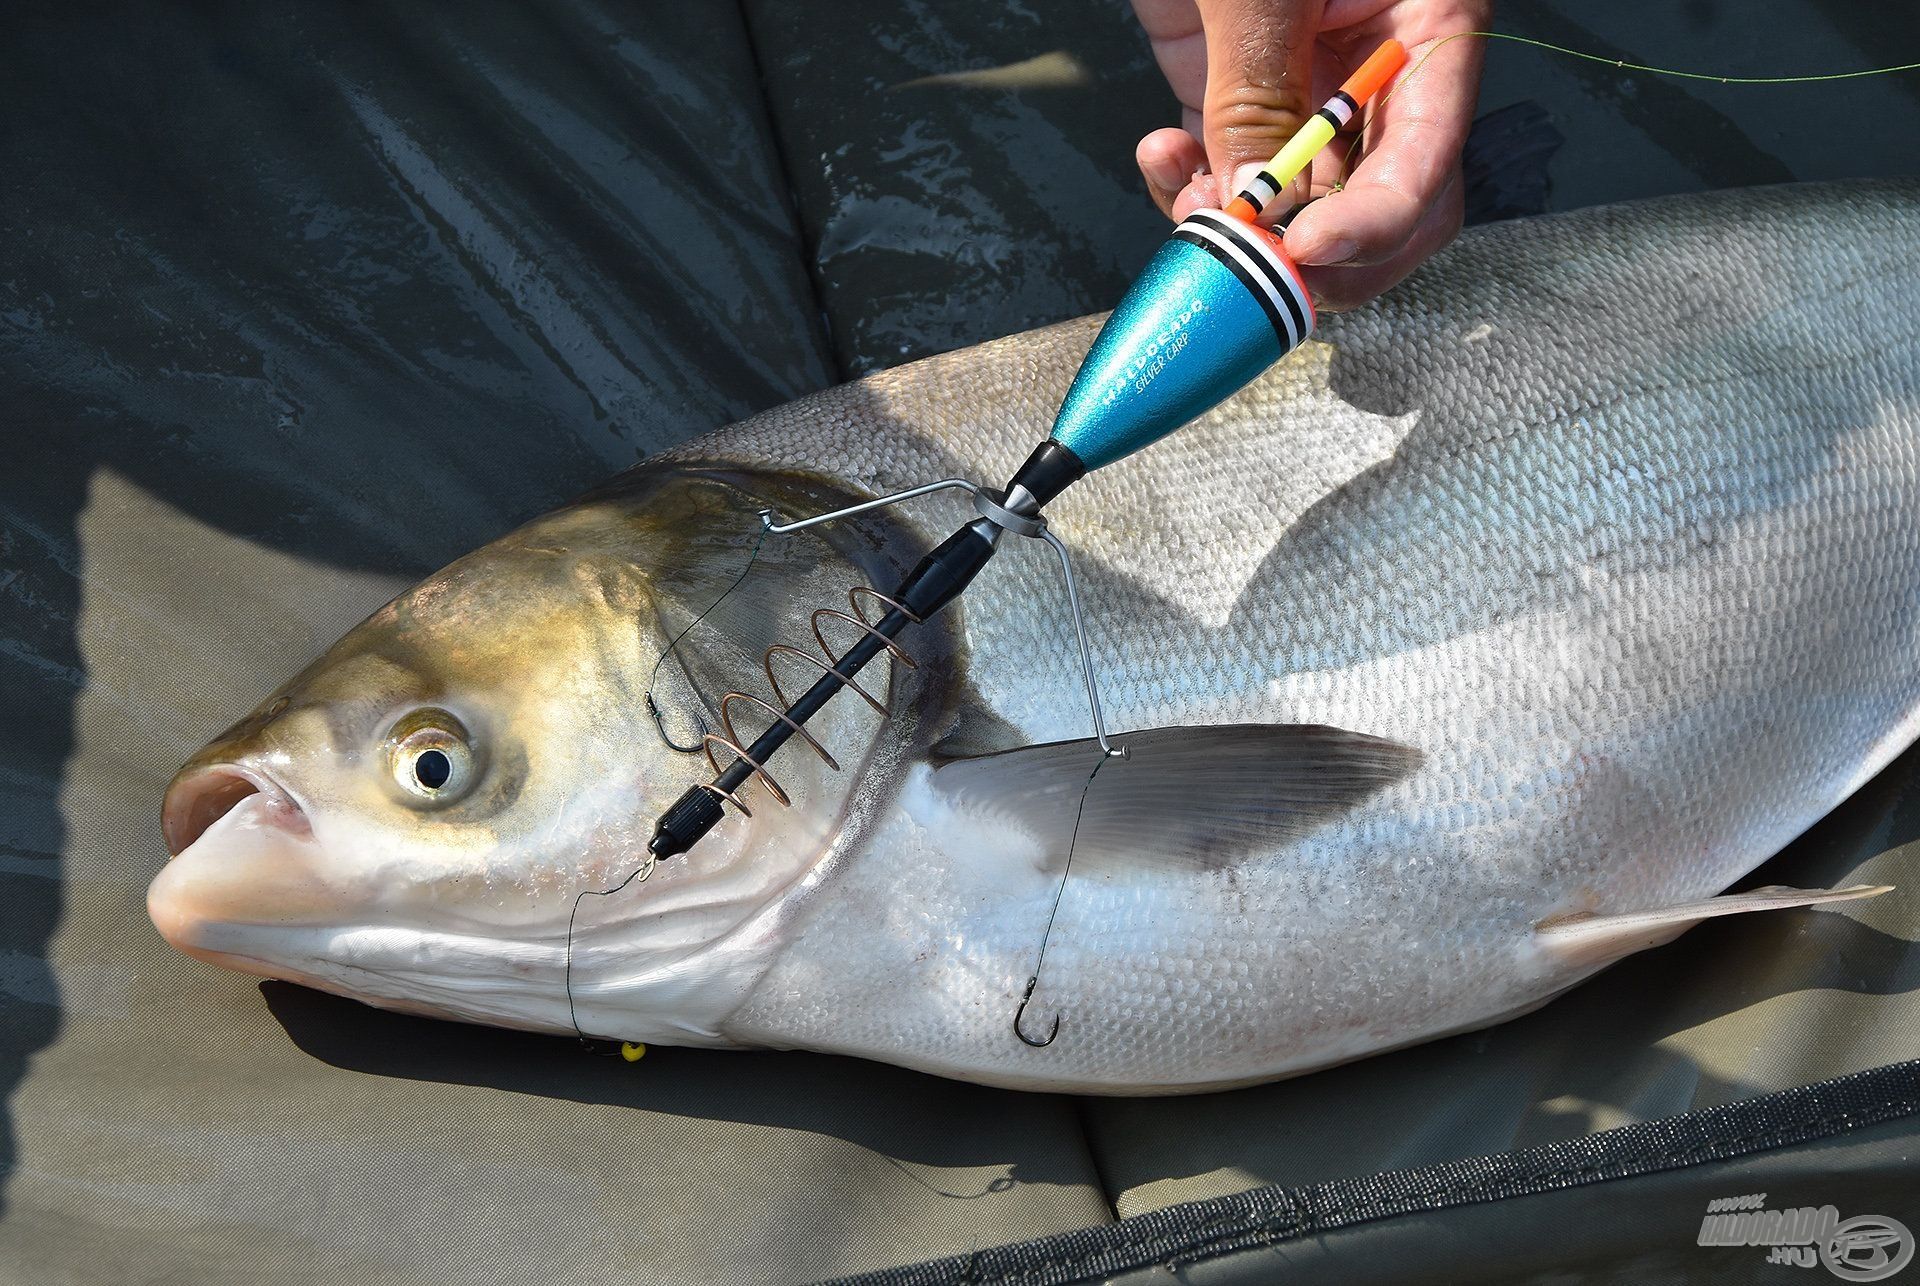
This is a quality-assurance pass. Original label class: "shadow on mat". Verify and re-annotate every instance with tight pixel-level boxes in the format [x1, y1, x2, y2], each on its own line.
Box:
[264, 982, 1092, 1190]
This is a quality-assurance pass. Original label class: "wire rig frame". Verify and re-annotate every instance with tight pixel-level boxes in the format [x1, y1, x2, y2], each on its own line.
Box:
[695, 477, 1128, 821]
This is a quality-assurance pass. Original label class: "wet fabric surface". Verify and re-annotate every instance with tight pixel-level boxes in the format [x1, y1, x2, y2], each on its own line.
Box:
[741, 0, 1173, 375]
[4, 1, 1919, 1282]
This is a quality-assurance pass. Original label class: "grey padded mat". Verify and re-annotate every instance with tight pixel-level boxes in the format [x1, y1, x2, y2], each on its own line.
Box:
[4, 1, 1919, 1282]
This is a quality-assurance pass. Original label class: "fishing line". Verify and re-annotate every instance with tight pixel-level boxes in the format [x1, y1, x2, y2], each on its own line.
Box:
[880, 1157, 1018, 1200]
[1408, 31, 1920, 88]
[644, 525, 769, 753]
[599, 32, 1920, 1056]
[574, 521, 768, 1043]
[588, 512, 864, 1045]
[1011, 749, 1111, 1048]
[1318, 31, 1920, 196]
[564, 854, 656, 1048]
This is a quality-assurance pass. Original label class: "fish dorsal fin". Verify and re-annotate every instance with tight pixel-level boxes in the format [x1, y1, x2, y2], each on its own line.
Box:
[1536, 884, 1894, 970]
[928, 723, 1422, 874]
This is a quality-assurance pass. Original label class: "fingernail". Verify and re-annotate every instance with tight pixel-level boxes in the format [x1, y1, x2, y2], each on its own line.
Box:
[1293, 236, 1357, 267]
[1141, 152, 1186, 195]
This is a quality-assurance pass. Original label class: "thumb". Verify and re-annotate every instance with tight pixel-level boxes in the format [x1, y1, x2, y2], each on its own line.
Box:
[1196, 0, 1323, 208]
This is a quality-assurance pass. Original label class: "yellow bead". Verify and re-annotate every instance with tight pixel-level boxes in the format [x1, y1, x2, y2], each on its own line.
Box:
[619, 1042, 647, 1062]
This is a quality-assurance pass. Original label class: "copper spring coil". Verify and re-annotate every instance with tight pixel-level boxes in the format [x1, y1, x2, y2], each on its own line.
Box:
[696, 585, 922, 817]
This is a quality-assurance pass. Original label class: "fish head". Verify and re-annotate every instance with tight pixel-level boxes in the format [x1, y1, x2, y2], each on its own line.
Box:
[149, 470, 919, 1041]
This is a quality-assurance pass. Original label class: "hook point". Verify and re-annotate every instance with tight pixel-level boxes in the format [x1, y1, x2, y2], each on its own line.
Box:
[1013, 976, 1060, 1048]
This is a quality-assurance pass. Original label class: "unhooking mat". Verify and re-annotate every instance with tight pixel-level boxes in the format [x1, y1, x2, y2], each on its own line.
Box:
[3, 2, 1916, 1282]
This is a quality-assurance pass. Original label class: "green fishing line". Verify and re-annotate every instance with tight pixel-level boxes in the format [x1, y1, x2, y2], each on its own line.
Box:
[1412, 30, 1920, 88]
[1315, 31, 1920, 197]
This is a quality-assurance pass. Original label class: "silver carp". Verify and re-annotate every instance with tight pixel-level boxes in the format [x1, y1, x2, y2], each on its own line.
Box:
[150, 181, 1917, 1093]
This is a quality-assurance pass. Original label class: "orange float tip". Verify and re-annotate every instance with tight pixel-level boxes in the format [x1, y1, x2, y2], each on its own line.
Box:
[1338, 39, 1408, 107]
[1224, 196, 1259, 223]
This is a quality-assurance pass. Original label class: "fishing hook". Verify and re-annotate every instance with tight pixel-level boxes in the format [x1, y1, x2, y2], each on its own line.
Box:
[1008, 750, 1111, 1050]
[1012, 975, 1059, 1047]
[646, 690, 709, 754]
[642, 525, 770, 755]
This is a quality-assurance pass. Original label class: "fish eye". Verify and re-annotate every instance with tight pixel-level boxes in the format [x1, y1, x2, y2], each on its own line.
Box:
[413, 748, 453, 789]
[384, 709, 477, 805]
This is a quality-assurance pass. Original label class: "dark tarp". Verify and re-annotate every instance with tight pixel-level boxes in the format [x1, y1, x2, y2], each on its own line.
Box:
[2, 1, 1916, 1282]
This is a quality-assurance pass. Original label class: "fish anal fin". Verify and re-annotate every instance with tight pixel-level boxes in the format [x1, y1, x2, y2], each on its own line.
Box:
[929, 723, 1422, 874]
[1536, 884, 1894, 970]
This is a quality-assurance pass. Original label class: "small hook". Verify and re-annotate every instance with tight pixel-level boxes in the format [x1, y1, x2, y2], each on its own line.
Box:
[646, 690, 709, 754]
[1012, 975, 1059, 1048]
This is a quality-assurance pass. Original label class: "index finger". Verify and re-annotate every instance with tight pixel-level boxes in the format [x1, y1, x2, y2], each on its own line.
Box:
[1283, 29, 1484, 267]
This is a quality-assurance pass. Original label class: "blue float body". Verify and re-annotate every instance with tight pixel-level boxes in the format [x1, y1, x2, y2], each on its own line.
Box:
[1049, 220, 1312, 472]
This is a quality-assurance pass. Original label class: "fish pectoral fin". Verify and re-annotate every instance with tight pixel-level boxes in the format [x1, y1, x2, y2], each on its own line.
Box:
[1535, 884, 1894, 970]
[929, 723, 1422, 873]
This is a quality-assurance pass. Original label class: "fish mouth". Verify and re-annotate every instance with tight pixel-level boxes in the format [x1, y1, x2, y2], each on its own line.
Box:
[152, 761, 327, 963]
[163, 763, 310, 857]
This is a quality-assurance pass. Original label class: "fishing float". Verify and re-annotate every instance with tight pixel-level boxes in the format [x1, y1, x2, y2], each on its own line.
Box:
[1043, 38, 1406, 470]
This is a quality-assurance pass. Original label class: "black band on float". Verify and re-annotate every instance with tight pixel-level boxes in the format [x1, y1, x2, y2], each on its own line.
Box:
[1179, 210, 1310, 346]
[1172, 229, 1292, 347]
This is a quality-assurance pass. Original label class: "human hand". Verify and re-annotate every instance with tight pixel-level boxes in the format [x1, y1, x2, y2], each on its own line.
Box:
[1131, 0, 1490, 310]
